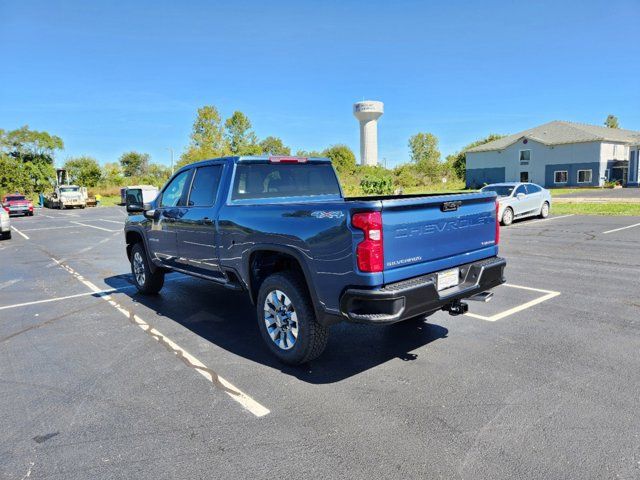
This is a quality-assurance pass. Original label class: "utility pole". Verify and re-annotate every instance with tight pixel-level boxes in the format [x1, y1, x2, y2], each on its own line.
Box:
[167, 147, 174, 175]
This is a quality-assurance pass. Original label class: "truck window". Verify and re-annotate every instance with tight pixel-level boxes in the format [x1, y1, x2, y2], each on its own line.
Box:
[188, 165, 223, 207]
[160, 170, 191, 208]
[232, 163, 340, 200]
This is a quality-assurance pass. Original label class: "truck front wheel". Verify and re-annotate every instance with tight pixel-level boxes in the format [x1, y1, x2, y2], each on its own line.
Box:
[256, 272, 328, 365]
[130, 243, 164, 294]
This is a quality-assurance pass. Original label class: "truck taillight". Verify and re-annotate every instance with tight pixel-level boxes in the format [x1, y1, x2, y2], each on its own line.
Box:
[352, 211, 384, 273]
[495, 200, 500, 245]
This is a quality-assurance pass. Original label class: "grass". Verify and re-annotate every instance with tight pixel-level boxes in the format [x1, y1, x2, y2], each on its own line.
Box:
[552, 202, 640, 216]
[95, 195, 121, 207]
[548, 187, 602, 197]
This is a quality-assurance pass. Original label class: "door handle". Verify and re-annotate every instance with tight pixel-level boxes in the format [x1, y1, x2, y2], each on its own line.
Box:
[202, 217, 213, 225]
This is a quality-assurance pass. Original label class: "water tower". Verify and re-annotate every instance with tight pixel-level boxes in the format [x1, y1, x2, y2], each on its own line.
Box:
[353, 100, 384, 166]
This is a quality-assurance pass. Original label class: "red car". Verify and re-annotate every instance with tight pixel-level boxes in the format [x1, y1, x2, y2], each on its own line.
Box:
[2, 194, 34, 216]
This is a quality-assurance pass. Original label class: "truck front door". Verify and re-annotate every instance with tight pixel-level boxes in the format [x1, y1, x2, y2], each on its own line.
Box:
[148, 169, 192, 266]
[173, 164, 225, 280]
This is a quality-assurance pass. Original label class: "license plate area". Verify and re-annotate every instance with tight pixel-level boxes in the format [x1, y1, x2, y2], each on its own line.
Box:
[437, 268, 460, 291]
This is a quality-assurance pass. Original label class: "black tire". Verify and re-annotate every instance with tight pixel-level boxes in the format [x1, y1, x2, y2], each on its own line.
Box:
[256, 272, 329, 365]
[130, 243, 164, 294]
[539, 201, 550, 219]
[1, 231, 10, 240]
[501, 207, 514, 226]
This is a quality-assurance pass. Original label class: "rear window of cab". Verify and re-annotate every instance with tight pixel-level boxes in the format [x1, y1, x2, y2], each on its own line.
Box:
[231, 163, 340, 200]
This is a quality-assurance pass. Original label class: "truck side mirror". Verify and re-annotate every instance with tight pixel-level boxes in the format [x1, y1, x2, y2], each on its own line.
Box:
[125, 188, 145, 213]
[126, 204, 145, 213]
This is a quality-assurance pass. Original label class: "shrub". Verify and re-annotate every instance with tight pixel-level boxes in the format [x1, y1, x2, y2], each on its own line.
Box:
[360, 172, 394, 195]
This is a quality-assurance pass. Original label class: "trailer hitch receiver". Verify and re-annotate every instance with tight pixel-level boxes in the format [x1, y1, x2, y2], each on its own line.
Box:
[442, 300, 469, 316]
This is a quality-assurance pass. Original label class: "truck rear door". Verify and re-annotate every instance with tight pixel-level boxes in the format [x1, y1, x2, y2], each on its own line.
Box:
[381, 192, 498, 284]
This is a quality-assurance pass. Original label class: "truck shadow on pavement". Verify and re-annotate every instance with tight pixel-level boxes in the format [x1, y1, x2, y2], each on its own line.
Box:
[104, 273, 449, 384]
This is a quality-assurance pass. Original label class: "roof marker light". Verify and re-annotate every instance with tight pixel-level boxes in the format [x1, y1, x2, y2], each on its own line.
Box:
[269, 156, 308, 164]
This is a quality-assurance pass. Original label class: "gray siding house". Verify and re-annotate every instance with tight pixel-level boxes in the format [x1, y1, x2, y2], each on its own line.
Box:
[465, 121, 640, 188]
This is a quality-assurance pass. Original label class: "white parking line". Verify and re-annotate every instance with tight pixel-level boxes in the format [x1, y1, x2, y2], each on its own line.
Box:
[51, 258, 270, 418]
[511, 214, 575, 227]
[465, 283, 561, 322]
[70, 221, 119, 232]
[602, 222, 640, 235]
[0, 286, 134, 311]
[11, 226, 29, 240]
[98, 218, 124, 225]
[20, 225, 79, 232]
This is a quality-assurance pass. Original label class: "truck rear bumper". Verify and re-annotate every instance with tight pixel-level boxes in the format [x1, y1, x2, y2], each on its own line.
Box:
[339, 256, 506, 324]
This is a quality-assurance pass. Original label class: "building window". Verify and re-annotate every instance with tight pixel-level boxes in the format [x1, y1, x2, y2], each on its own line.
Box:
[520, 171, 529, 182]
[554, 171, 568, 183]
[613, 144, 617, 157]
[577, 169, 592, 184]
[519, 150, 531, 165]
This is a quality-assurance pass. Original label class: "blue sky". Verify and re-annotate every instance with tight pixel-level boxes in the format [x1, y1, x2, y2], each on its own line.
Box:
[1, 0, 639, 168]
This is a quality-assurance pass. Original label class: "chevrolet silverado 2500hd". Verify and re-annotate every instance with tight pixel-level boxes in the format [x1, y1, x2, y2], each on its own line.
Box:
[124, 156, 506, 364]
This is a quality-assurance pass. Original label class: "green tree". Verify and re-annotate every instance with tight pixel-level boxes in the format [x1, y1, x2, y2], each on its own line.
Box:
[64, 156, 102, 187]
[224, 111, 259, 155]
[259, 136, 291, 155]
[323, 144, 357, 176]
[0, 126, 62, 194]
[179, 105, 227, 167]
[141, 163, 172, 186]
[604, 114, 619, 129]
[408, 132, 440, 168]
[295, 149, 323, 157]
[1, 125, 64, 160]
[119, 151, 150, 177]
[0, 154, 31, 196]
[446, 133, 504, 180]
[102, 162, 125, 186]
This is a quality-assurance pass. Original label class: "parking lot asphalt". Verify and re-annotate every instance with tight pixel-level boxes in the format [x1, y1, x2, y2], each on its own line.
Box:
[1, 207, 639, 479]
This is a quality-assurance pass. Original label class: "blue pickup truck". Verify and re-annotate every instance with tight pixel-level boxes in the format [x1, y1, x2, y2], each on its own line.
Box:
[125, 156, 505, 364]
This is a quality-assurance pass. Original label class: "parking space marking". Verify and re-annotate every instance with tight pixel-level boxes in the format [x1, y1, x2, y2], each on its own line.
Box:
[98, 218, 124, 225]
[0, 286, 134, 311]
[602, 222, 640, 235]
[465, 283, 560, 322]
[51, 258, 270, 418]
[511, 214, 575, 227]
[20, 225, 79, 232]
[11, 226, 29, 240]
[70, 221, 119, 232]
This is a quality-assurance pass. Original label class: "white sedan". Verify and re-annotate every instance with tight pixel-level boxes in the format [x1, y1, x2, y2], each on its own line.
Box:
[1, 208, 11, 239]
[481, 182, 552, 226]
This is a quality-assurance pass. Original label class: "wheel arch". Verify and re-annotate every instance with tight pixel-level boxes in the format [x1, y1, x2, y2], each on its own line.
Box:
[125, 227, 160, 272]
[244, 245, 322, 316]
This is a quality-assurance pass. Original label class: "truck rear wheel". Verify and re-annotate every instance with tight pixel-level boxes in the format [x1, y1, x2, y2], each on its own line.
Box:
[256, 272, 328, 365]
[130, 243, 164, 294]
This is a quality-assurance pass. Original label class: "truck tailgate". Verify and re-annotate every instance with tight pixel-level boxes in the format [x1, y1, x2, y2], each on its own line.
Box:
[381, 192, 498, 284]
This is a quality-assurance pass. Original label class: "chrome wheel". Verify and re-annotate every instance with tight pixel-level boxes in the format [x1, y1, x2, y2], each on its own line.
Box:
[133, 251, 146, 286]
[263, 290, 299, 350]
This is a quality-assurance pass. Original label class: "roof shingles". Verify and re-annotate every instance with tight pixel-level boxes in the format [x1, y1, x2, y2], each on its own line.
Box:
[467, 121, 640, 153]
